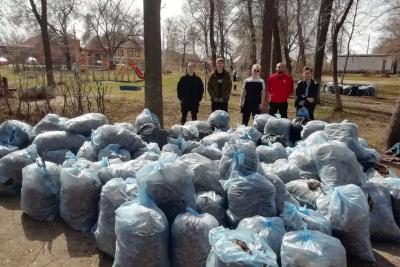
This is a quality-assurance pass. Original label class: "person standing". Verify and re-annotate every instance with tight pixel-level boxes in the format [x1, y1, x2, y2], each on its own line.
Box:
[295, 66, 318, 120]
[207, 58, 233, 112]
[266, 62, 294, 118]
[177, 62, 204, 125]
[240, 64, 266, 126]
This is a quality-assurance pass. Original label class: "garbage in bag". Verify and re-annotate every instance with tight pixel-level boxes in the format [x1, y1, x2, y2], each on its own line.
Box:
[324, 122, 379, 168]
[206, 226, 278, 267]
[76, 141, 97, 161]
[94, 178, 139, 257]
[361, 181, 400, 242]
[137, 123, 169, 150]
[192, 144, 222, 160]
[303, 130, 329, 146]
[60, 165, 102, 232]
[62, 151, 94, 169]
[32, 113, 67, 135]
[181, 153, 225, 195]
[97, 160, 139, 184]
[208, 110, 230, 131]
[261, 159, 300, 184]
[196, 191, 227, 226]
[223, 172, 276, 225]
[256, 143, 287, 164]
[376, 178, 400, 226]
[288, 147, 319, 180]
[185, 120, 213, 132]
[289, 118, 304, 144]
[114, 122, 136, 133]
[286, 179, 327, 210]
[201, 131, 231, 150]
[260, 134, 287, 147]
[132, 142, 162, 159]
[134, 108, 161, 130]
[228, 126, 262, 144]
[171, 208, 219, 267]
[258, 164, 292, 214]
[98, 144, 131, 162]
[0, 120, 33, 148]
[312, 141, 366, 187]
[91, 124, 145, 154]
[170, 124, 199, 140]
[253, 114, 274, 133]
[238, 216, 286, 256]
[162, 143, 182, 156]
[113, 191, 169, 267]
[0, 145, 37, 195]
[21, 159, 61, 221]
[280, 201, 332, 235]
[316, 184, 375, 262]
[358, 137, 369, 148]
[301, 120, 326, 140]
[33, 131, 87, 155]
[0, 143, 18, 159]
[63, 113, 108, 136]
[264, 117, 292, 147]
[281, 230, 347, 267]
[181, 140, 201, 154]
[219, 139, 259, 180]
[41, 149, 70, 164]
[136, 153, 196, 223]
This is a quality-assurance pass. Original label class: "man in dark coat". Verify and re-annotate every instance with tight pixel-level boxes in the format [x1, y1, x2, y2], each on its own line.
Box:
[177, 62, 204, 124]
[295, 66, 319, 120]
[207, 58, 233, 112]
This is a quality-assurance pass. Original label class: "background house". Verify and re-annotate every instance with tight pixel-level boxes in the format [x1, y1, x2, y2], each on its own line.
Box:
[337, 54, 397, 74]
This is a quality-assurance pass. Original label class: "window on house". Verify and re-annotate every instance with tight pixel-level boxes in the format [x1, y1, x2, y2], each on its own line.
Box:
[134, 48, 140, 57]
[118, 49, 124, 56]
[128, 50, 133, 57]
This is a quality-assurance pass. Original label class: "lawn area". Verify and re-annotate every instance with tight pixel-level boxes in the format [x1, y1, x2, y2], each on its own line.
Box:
[0, 66, 399, 150]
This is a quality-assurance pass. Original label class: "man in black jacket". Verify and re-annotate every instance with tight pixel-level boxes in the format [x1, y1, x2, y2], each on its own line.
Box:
[177, 62, 204, 124]
[295, 66, 319, 120]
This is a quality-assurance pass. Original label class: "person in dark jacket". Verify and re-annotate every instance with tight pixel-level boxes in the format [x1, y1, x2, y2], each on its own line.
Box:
[295, 66, 318, 120]
[177, 62, 204, 124]
[207, 58, 233, 112]
[240, 64, 266, 126]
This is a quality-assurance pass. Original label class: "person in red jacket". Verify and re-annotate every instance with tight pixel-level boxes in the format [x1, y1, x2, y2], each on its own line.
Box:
[266, 62, 294, 118]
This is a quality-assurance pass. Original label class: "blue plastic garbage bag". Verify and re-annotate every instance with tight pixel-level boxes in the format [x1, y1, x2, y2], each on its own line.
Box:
[76, 141, 97, 161]
[33, 131, 87, 155]
[206, 226, 278, 267]
[60, 165, 102, 232]
[264, 117, 292, 147]
[134, 108, 161, 130]
[113, 192, 169, 267]
[64, 113, 108, 136]
[201, 131, 231, 150]
[280, 202, 332, 235]
[256, 143, 287, 164]
[32, 113, 67, 135]
[317, 184, 375, 262]
[301, 120, 326, 140]
[0, 143, 18, 159]
[253, 114, 273, 133]
[261, 159, 300, 184]
[0, 120, 33, 148]
[208, 110, 230, 131]
[94, 178, 139, 257]
[171, 208, 219, 267]
[98, 144, 131, 162]
[136, 153, 196, 223]
[288, 146, 319, 180]
[192, 144, 222, 160]
[286, 179, 327, 210]
[21, 159, 61, 221]
[196, 191, 227, 226]
[238, 216, 286, 256]
[281, 230, 347, 267]
[228, 126, 262, 144]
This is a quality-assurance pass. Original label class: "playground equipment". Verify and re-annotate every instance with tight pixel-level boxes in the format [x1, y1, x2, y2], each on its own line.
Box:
[115, 59, 144, 81]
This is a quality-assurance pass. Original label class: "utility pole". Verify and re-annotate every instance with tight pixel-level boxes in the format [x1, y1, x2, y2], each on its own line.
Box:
[366, 34, 370, 54]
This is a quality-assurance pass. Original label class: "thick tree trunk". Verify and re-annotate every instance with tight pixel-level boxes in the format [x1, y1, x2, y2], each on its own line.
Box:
[272, 0, 282, 68]
[314, 0, 334, 86]
[260, 0, 274, 80]
[210, 0, 217, 66]
[247, 0, 257, 65]
[280, 0, 292, 74]
[143, 0, 163, 127]
[386, 96, 400, 148]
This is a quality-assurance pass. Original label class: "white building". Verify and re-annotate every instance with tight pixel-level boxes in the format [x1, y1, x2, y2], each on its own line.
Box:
[337, 54, 397, 73]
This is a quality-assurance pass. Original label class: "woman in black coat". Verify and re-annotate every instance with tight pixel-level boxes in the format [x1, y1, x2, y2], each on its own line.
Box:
[295, 66, 318, 120]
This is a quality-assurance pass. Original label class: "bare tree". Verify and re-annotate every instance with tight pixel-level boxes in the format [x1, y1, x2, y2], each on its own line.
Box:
[143, 0, 163, 126]
[84, 0, 142, 64]
[272, 0, 282, 67]
[331, 0, 354, 111]
[210, 0, 217, 66]
[29, 0, 56, 87]
[296, 0, 306, 70]
[246, 0, 257, 64]
[260, 0, 274, 80]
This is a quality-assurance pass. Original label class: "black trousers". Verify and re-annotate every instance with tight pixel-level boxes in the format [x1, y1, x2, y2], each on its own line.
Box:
[269, 102, 288, 118]
[242, 108, 260, 126]
[211, 101, 228, 112]
[181, 110, 197, 125]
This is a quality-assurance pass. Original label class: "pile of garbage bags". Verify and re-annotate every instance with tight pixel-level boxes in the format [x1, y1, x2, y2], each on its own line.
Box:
[1, 109, 400, 266]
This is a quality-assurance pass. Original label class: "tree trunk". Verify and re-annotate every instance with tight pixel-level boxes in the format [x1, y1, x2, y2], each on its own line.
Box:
[260, 0, 274, 80]
[217, 0, 224, 58]
[314, 0, 334, 87]
[280, 0, 292, 74]
[296, 0, 306, 71]
[272, 0, 282, 68]
[143, 0, 163, 127]
[247, 0, 257, 65]
[210, 0, 217, 67]
[63, 34, 72, 71]
[386, 96, 400, 148]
